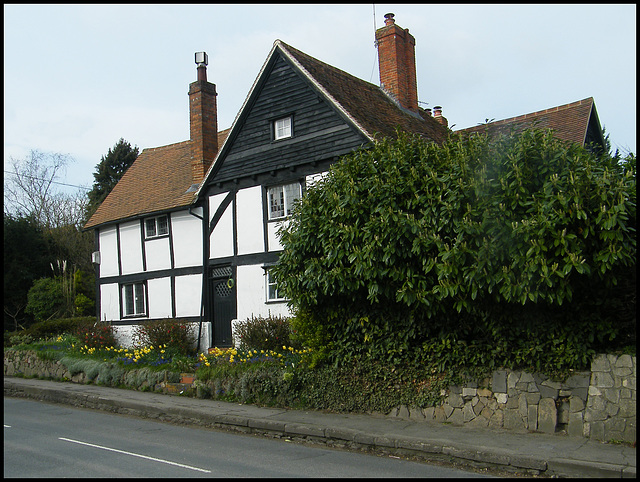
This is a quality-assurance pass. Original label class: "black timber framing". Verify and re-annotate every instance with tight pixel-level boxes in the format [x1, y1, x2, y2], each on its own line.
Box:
[201, 50, 369, 190]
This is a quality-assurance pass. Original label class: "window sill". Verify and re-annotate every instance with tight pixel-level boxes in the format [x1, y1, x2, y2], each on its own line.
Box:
[265, 299, 287, 305]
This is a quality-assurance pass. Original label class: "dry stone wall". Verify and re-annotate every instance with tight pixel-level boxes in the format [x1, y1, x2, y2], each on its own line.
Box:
[388, 354, 635, 443]
[4, 350, 635, 443]
[3, 350, 179, 390]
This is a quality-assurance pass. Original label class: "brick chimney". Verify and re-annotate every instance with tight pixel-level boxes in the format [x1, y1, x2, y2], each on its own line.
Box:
[375, 13, 418, 113]
[189, 52, 218, 184]
[433, 106, 448, 127]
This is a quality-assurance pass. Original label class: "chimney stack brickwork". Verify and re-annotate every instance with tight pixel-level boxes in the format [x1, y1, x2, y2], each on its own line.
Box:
[376, 13, 419, 113]
[189, 57, 218, 185]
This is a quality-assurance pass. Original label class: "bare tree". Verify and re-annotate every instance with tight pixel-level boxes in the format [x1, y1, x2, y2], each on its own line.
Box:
[5, 151, 73, 226]
[4, 149, 94, 283]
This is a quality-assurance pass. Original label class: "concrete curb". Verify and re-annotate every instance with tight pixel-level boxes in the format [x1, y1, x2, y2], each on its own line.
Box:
[4, 378, 634, 478]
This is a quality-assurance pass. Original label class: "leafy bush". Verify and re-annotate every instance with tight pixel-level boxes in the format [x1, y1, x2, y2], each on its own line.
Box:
[234, 314, 302, 352]
[4, 316, 95, 346]
[273, 128, 636, 370]
[74, 293, 95, 316]
[132, 318, 196, 356]
[25, 278, 65, 322]
[76, 322, 118, 349]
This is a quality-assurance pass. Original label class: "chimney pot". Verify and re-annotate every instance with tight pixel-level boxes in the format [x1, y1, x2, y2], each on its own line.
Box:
[195, 51, 208, 66]
[384, 13, 395, 26]
[195, 51, 208, 82]
[433, 106, 442, 117]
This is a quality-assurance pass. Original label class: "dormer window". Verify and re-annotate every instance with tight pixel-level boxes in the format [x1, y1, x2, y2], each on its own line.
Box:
[145, 214, 169, 238]
[273, 116, 292, 140]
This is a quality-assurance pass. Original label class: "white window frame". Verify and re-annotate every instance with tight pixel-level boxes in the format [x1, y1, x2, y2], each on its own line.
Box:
[268, 182, 301, 220]
[122, 282, 146, 317]
[273, 116, 292, 140]
[145, 214, 169, 239]
[265, 268, 285, 302]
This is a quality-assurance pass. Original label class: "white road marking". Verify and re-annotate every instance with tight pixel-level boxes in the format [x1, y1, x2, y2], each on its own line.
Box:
[58, 437, 211, 473]
[4, 425, 11, 428]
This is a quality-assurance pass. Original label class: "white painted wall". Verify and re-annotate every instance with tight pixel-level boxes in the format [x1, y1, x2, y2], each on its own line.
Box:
[236, 186, 265, 255]
[145, 237, 171, 272]
[113, 324, 135, 347]
[119, 220, 143, 274]
[267, 219, 288, 251]
[171, 210, 203, 268]
[147, 277, 172, 319]
[306, 171, 328, 188]
[209, 192, 234, 258]
[99, 226, 119, 278]
[236, 264, 291, 321]
[174, 273, 203, 318]
[113, 322, 211, 353]
[100, 283, 120, 322]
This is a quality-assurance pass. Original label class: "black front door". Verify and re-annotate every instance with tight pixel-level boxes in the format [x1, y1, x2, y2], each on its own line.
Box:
[209, 266, 235, 347]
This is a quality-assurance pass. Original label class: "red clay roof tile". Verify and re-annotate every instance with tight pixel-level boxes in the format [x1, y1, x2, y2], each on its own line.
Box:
[84, 130, 229, 229]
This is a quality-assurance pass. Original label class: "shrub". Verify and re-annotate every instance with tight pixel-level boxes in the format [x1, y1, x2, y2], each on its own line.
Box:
[25, 278, 65, 322]
[4, 316, 95, 346]
[76, 321, 118, 349]
[274, 128, 636, 370]
[74, 293, 95, 316]
[234, 315, 302, 352]
[132, 318, 196, 356]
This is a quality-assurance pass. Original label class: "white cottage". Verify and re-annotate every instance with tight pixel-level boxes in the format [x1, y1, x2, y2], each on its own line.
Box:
[83, 14, 605, 351]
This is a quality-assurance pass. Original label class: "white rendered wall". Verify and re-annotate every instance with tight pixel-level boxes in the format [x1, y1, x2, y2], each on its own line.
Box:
[119, 220, 143, 274]
[209, 192, 234, 258]
[145, 236, 171, 272]
[267, 219, 288, 251]
[171, 210, 203, 268]
[174, 273, 203, 318]
[99, 226, 119, 278]
[100, 283, 120, 322]
[113, 324, 135, 347]
[113, 322, 211, 353]
[236, 186, 265, 255]
[306, 171, 327, 188]
[236, 264, 291, 321]
[146, 277, 172, 319]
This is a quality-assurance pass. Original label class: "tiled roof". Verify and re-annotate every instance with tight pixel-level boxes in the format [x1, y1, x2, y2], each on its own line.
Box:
[279, 42, 449, 144]
[84, 42, 450, 231]
[456, 97, 598, 146]
[84, 130, 229, 229]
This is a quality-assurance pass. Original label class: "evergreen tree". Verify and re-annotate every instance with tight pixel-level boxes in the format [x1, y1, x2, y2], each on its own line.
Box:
[4, 214, 54, 331]
[85, 138, 139, 220]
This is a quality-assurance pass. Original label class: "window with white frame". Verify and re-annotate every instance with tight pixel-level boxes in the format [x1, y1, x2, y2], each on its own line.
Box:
[273, 116, 292, 140]
[266, 268, 284, 301]
[145, 215, 169, 238]
[268, 182, 301, 220]
[122, 282, 146, 316]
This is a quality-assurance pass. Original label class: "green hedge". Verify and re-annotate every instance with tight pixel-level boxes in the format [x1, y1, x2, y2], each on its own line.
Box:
[274, 128, 636, 371]
[4, 316, 96, 347]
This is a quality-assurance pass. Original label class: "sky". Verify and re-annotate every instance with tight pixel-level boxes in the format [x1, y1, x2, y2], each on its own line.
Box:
[4, 4, 637, 195]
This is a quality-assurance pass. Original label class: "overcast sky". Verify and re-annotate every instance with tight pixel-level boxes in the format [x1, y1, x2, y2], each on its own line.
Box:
[4, 4, 636, 194]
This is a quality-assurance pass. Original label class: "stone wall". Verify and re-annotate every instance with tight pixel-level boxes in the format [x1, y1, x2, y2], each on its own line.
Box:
[390, 354, 635, 443]
[584, 354, 636, 443]
[5, 350, 635, 443]
[3, 350, 179, 390]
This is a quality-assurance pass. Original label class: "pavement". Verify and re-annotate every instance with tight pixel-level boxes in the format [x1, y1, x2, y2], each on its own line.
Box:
[4, 376, 635, 478]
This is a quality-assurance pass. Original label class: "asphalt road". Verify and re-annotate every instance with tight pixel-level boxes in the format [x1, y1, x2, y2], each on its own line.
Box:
[4, 398, 489, 478]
